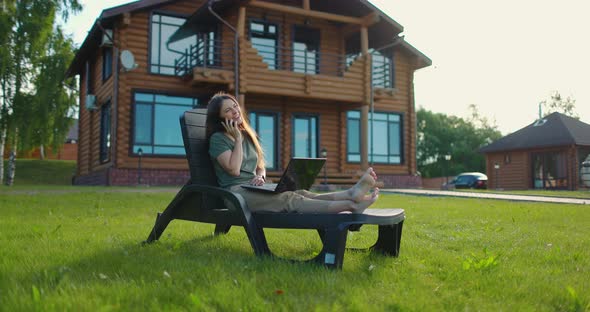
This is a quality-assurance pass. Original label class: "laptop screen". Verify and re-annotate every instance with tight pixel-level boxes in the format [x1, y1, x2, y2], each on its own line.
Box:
[275, 158, 326, 192]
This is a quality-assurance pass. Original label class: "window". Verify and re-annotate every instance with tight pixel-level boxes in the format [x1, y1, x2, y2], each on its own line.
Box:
[346, 111, 403, 164]
[293, 115, 318, 158]
[85, 61, 93, 93]
[250, 21, 278, 70]
[132, 92, 202, 156]
[249, 111, 278, 170]
[293, 26, 320, 74]
[372, 50, 394, 88]
[102, 48, 113, 81]
[150, 13, 198, 75]
[100, 101, 111, 163]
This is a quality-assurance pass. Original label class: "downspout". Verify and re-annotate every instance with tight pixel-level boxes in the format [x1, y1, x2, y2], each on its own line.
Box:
[208, 0, 239, 99]
[97, 20, 118, 185]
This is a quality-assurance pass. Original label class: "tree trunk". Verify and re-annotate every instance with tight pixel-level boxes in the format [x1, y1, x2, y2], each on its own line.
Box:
[39, 144, 45, 160]
[5, 149, 15, 186]
[0, 127, 5, 185]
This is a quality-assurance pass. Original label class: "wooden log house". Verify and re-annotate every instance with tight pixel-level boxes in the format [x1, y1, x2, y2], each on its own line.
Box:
[66, 0, 431, 186]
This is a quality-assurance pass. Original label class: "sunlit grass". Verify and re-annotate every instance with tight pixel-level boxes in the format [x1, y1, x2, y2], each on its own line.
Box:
[1, 188, 589, 311]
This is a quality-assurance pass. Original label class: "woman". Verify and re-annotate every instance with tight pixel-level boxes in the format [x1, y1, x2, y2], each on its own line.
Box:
[206, 92, 379, 213]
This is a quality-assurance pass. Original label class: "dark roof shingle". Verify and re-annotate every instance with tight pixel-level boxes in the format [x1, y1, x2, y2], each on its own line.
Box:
[480, 112, 590, 153]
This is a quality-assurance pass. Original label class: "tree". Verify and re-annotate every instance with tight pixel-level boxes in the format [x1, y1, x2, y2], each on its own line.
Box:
[0, 0, 81, 185]
[540, 91, 578, 119]
[417, 106, 502, 178]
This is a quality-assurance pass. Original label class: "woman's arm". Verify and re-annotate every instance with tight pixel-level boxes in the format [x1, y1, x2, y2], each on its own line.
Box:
[216, 120, 244, 176]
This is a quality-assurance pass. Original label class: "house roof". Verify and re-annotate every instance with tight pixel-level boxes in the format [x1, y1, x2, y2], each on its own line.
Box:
[66, 0, 177, 77]
[480, 112, 590, 153]
[67, 0, 431, 76]
[169, 0, 431, 69]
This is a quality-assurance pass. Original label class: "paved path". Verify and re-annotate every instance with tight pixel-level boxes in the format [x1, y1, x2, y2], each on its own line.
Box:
[382, 189, 590, 205]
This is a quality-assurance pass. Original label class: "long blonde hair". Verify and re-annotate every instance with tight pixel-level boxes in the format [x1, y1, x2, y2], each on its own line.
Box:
[205, 92, 266, 169]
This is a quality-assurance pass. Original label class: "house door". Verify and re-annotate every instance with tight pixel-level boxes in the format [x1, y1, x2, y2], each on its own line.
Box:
[532, 152, 568, 189]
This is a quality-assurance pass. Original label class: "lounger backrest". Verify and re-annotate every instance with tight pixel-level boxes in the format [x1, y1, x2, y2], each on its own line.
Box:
[180, 108, 218, 186]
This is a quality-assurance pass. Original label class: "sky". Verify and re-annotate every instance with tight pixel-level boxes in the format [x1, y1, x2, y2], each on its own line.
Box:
[63, 0, 590, 134]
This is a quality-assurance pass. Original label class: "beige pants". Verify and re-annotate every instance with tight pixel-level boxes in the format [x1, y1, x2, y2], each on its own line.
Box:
[229, 185, 334, 213]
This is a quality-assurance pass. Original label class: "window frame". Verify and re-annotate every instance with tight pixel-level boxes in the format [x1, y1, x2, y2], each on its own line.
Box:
[129, 89, 205, 157]
[248, 19, 279, 70]
[102, 47, 113, 81]
[248, 110, 280, 171]
[99, 100, 111, 163]
[148, 11, 198, 76]
[292, 113, 319, 159]
[346, 110, 404, 164]
[291, 25, 320, 74]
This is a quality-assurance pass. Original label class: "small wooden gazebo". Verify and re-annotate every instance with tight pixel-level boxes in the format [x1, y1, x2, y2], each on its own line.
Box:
[480, 112, 590, 190]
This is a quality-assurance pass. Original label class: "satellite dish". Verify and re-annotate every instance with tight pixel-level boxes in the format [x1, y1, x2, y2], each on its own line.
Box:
[120, 50, 138, 71]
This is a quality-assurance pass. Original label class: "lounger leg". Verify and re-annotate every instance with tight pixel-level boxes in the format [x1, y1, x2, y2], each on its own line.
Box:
[370, 221, 404, 256]
[314, 227, 349, 269]
[214, 224, 231, 235]
[145, 212, 172, 243]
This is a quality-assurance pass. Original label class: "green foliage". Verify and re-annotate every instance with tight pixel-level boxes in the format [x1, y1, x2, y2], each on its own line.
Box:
[0, 0, 81, 153]
[0, 191, 589, 310]
[417, 106, 502, 178]
[541, 91, 578, 119]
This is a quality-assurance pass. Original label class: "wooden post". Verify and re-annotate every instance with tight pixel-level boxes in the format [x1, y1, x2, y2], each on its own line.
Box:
[237, 7, 246, 37]
[303, 0, 310, 10]
[238, 94, 246, 110]
[360, 26, 370, 170]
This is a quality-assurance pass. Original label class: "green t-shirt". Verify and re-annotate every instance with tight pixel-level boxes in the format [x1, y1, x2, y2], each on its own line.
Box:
[208, 132, 258, 188]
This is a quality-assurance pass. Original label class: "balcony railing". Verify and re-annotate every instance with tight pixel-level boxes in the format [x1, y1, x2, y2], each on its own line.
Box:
[252, 42, 350, 76]
[174, 39, 235, 77]
[346, 52, 393, 89]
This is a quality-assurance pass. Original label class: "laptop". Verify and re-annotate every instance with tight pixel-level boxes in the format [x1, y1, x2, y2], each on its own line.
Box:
[241, 157, 326, 193]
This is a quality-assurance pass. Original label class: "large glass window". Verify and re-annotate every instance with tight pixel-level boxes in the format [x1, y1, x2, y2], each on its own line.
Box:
[249, 111, 278, 170]
[250, 21, 278, 70]
[346, 111, 402, 164]
[293, 115, 318, 158]
[150, 13, 198, 75]
[293, 26, 319, 74]
[132, 92, 201, 156]
[532, 152, 568, 189]
[100, 101, 111, 163]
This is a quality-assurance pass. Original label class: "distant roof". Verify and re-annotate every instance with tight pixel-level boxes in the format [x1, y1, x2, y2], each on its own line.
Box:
[480, 112, 590, 153]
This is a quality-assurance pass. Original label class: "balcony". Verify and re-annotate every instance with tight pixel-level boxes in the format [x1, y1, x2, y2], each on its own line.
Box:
[174, 38, 394, 102]
[174, 39, 235, 87]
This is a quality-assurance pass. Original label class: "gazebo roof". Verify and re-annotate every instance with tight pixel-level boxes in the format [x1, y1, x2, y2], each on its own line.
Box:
[480, 112, 590, 153]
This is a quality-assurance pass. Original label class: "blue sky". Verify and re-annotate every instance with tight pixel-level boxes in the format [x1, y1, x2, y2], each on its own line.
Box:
[62, 0, 590, 134]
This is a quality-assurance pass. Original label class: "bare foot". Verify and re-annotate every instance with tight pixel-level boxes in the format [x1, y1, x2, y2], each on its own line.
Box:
[352, 188, 379, 214]
[348, 168, 377, 203]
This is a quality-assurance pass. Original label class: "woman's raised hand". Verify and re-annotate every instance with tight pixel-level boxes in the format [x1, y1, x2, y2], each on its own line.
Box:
[221, 119, 242, 142]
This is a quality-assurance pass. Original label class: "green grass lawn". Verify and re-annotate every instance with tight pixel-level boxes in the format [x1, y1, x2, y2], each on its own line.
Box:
[1, 188, 589, 311]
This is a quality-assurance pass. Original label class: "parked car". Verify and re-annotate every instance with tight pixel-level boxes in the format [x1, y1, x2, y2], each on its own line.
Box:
[445, 172, 488, 189]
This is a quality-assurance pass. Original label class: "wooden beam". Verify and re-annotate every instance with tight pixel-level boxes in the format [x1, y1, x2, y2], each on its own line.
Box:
[249, 0, 365, 25]
[237, 6, 246, 37]
[360, 105, 369, 170]
[360, 26, 369, 54]
[361, 12, 380, 27]
[303, 0, 310, 10]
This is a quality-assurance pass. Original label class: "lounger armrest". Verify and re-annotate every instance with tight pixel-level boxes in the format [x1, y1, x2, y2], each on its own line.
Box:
[182, 184, 251, 215]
